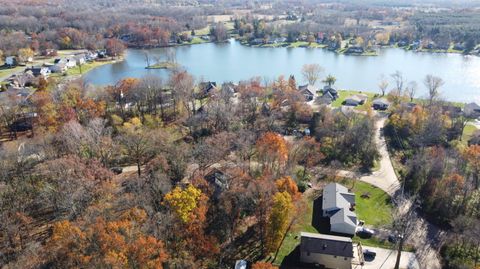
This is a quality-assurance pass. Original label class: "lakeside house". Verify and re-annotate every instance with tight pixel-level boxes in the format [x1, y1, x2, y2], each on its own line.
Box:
[298, 84, 318, 101]
[49, 63, 67, 73]
[300, 232, 354, 269]
[465, 102, 480, 118]
[372, 98, 390, 110]
[322, 183, 357, 235]
[25, 66, 51, 78]
[344, 94, 368, 106]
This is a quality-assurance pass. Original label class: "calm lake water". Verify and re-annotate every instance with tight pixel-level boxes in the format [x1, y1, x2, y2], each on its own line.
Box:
[84, 39, 480, 103]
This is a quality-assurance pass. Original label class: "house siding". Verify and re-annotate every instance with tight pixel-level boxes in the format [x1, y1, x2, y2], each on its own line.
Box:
[300, 252, 352, 269]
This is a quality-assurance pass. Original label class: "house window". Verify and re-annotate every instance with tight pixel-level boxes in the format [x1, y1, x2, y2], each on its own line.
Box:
[334, 256, 337, 258]
[344, 257, 347, 261]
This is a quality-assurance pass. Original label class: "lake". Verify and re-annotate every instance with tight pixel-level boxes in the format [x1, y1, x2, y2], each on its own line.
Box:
[84, 39, 480, 103]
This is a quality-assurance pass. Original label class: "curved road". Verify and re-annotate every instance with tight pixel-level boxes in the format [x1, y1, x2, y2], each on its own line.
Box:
[339, 114, 443, 269]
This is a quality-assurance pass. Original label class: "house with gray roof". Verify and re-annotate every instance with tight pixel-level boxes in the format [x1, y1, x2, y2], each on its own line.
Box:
[322, 183, 357, 235]
[300, 232, 354, 269]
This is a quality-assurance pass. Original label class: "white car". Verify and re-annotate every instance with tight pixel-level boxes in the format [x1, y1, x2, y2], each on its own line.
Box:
[357, 227, 375, 235]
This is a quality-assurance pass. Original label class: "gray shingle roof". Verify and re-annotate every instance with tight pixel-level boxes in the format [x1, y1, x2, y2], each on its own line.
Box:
[300, 232, 354, 258]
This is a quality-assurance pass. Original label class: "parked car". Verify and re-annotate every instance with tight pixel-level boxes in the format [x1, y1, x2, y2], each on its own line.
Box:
[363, 249, 377, 259]
[111, 167, 123, 174]
[356, 227, 375, 236]
[307, 182, 313, 188]
[388, 233, 404, 243]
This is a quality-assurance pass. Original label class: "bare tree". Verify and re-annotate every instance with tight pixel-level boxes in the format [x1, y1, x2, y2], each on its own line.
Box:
[392, 195, 418, 269]
[301, 64, 324, 85]
[390, 70, 405, 94]
[424, 75, 444, 105]
[378, 74, 389, 96]
[406, 81, 417, 102]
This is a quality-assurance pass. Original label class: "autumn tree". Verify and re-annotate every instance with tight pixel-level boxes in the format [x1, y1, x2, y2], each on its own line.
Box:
[252, 262, 279, 269]
[463, 145, 480, 188]
[106, 38, 126, 58]
[164, 185, 203, 223]
[119, 121, 155, 176]
[266, 191, 293, 260]
[17, 48, 33, 63]
[256, 132, 289, 174]
[301, 64, 324, 85]
[46, 208, 168, 269]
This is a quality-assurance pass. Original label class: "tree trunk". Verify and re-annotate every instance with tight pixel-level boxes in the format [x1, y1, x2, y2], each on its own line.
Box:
[394, 237, 404, 269]
[137, 159, 141, 176]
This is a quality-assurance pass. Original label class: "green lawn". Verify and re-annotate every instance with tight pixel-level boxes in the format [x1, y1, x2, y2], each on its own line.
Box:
[65, 60, 115, 76]
[145, 61, 179, 69]
[185, 37, 208, 45]
[349, 181, 393, 227]
[0, 66, 24, 79]
[331, 90, 377, 110]
[462, 124, 479, 143]
[273, 196, 317, 266]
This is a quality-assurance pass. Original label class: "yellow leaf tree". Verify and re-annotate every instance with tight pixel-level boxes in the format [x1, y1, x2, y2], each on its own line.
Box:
[265, 191, 293, 255]
[164, 185, 203, 223]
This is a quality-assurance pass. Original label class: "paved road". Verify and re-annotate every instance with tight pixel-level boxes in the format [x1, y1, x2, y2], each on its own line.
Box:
[338, 114, 443, 269]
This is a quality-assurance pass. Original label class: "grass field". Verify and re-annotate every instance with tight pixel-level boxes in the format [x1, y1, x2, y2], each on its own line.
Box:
[0, 66, 24, 79]
[462, 124, 479, 143]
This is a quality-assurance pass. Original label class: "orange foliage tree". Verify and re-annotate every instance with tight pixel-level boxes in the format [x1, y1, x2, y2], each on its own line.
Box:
[47, 208, 168, 269]
[252, 261, 279, 269]
[463, 145, 480, 188]
[256, 132, 289, 174]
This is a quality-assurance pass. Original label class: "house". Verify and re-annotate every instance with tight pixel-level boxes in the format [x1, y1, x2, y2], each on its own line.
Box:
[204, 169, 229, 198]
[372, 98, 390, 110]
[25, 66, 51, 78]
[300, 232, 354, 269]
[65, 58, 77, 68]
[465, 102, 480, 118]
[198, 81, 217, 97]
[323, 86, 339, 100]
[5, 56, 16, 66]
[322, 183, 357, 235]
[298, 84, 318, 101]
[344, 94, 368, 106]
[345, 46, 364, 54]
[74, 54, 86, 65]
[49, 63, 67, 73]
[317, 91, 335, 105]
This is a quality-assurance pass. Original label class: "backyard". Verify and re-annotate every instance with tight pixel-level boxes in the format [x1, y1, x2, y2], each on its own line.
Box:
[273, 180, 394, 266]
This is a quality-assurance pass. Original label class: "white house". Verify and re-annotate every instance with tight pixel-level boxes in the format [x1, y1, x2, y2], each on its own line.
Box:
[322, 183, 357, 235]
[300, 232, 354, 269]
[49, 63, 67, 73]
[65, 57, 77, 68]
